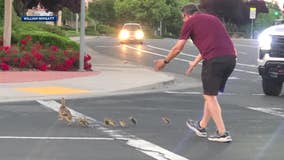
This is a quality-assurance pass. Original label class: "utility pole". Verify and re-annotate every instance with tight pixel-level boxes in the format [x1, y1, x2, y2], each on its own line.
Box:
[3, 0, 12, 46]
[76, 13, 79, 33]
[79, 0, 86, 71]
[159, 21, 162, 37]
[249, 7, 256, 39]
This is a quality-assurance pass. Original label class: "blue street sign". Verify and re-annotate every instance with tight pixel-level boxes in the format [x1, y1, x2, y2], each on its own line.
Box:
[21, 16, 57, 22]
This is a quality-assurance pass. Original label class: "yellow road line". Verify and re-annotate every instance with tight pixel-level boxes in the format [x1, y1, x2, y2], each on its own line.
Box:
[16, 86, 90, 95]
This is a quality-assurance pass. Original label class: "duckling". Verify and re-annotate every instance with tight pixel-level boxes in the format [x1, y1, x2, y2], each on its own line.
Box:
[118, 120, 127, 127]
[78, 116, 90, 128]
[58, 98, 73, 125]
[104, 118, 116, 127]
[128, 116, 137, 125]
[161, 116, 171, 125]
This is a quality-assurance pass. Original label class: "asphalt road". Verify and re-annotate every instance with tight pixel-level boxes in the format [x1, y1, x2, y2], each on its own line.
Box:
[0, 37, 283, 160]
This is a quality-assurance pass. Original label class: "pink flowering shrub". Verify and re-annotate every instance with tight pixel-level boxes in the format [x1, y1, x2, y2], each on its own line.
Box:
[0, 35, 92, 71]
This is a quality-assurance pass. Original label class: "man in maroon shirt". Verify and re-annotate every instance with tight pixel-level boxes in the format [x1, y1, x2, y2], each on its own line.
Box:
[154, 3, 236, 143]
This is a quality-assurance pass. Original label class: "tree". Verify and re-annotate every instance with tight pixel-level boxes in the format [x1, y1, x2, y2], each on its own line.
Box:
[199, 0, 268, 26]
[13, 0, 81, 16]
[40, 0, 81, 13]
[163, 0, 189, 37]
[114, 0, 171, 27]
[13, 0, 38, 16]
[88, 0, 116, 26]
[0, 0, 4, 20]
[255, 2, 281, 32]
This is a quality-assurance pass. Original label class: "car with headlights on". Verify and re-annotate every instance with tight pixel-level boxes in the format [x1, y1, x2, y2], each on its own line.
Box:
[257, 24, 284, 96]
[119, 23, 144, 44]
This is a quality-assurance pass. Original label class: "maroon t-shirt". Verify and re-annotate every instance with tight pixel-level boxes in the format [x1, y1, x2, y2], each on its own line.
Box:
[179, 12, 235, 60]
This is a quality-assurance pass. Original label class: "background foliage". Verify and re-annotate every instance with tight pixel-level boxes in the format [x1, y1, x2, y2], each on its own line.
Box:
[1, 0, 283, 38]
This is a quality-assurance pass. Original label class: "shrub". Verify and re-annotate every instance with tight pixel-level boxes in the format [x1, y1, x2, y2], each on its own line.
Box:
[0, 35, 92, 71]
[96, 24, 116, 35]
[13, 21, 66, 37]
[13, 31, 79, 50]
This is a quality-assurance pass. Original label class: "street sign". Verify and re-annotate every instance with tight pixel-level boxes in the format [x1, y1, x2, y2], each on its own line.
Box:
[250, 7, 256, 19]
[21, 16, 57, 22]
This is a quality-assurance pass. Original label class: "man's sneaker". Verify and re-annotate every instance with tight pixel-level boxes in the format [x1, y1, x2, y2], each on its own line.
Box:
[208, 131, 232, 143]
[186, 120, 207, 137]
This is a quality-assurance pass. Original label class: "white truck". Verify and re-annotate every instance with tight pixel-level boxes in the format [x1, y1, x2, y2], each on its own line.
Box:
[257, 24, 284, 96]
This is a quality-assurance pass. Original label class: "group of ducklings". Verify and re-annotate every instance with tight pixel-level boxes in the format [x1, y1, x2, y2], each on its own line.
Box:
[58, 98, 171, 128]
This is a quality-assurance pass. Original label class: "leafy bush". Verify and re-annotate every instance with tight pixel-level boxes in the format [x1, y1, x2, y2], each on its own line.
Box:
[96, 24, 116, 35]
[0, 35, 92, 71]
[86, 26, 99, 36]
[13, 21, 66, 36]
[13, 31, 79, 50]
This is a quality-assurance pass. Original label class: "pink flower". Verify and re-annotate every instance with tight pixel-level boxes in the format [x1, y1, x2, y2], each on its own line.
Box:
[13, 58, 19, 63]
[50, 45, 59, 52]
[37, 62, 47, 71]
[84, 62, 92, 71]
[24, 52, 31, 61]
[84, 54, 92, 62]
[49, 54, 56, 61]
[63, 50, 68, 56]
[64, 58, 74, 68]
[1, 57, 10, 63]
[19, 58, 27, 67]
[3, 46, 10, 52]
[34, 53, 43, 61]
[25, 35, 32, 41]
[0, 62, 10, 71]
[20, 39, 27, 45]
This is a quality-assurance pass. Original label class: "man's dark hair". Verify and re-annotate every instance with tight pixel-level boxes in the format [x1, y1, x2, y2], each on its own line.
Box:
[181, 3, 199, 15]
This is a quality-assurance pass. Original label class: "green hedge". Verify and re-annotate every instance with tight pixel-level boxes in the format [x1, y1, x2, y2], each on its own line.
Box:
[13, 22, 66, 37]
[13, 31, 79, 50]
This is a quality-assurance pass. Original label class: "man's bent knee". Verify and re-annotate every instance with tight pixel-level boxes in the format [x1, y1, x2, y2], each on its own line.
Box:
[203, 94, 217, 101]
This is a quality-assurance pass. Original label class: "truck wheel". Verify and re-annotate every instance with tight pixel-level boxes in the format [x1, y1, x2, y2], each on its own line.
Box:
[262, 78, 283, 96]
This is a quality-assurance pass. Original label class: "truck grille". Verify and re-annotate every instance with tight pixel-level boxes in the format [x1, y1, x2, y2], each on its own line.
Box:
[270, 35, 284, 58]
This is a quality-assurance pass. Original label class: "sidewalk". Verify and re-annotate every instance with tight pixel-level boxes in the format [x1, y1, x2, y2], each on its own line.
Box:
[0, 45, 175, 103]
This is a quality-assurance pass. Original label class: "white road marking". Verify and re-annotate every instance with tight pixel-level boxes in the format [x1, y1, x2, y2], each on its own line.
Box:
[238, 51, 247, 55]
[147, 45, 257, 68]
[164, 91, 236, 96]
[236, 63, 257, 68]
[165, 91, 202, 95]
[114, 44, 260, 76]
[247, 107, 284, 118]
[0, 136, 114, 140]
[252, 93, 265, 96]
[95, 45, 121, 48]
[125, 45, 189, 63]
[147, 45, 196, 58]
[234, 69, 258, 75]
[37, 100, 190, 160]
[228, 77, 240, 80]
[234, 43, 258, 48]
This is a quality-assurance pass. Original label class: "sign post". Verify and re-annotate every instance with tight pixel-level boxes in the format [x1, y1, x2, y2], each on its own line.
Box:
[3, 0, 12, 46]
[79, 0, 86, 71]
[250, 7, 256, 39]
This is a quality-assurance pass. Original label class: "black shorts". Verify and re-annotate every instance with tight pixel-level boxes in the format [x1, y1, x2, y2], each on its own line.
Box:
[201, 55, 236, 95]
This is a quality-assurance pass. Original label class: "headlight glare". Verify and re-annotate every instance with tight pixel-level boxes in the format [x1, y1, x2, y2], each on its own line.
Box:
[135, 30, 144, 39]
[119, 30, 129, 40]
[258, 34, 272, 50]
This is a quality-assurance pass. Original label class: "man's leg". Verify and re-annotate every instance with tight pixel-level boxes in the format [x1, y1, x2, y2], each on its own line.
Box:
[203, 95, 226, 134]
[199, 101, 211, 129]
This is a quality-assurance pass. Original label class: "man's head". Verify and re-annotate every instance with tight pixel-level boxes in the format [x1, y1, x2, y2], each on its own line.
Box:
[181, 3, 199, 22]
[181, 3, 199, 15]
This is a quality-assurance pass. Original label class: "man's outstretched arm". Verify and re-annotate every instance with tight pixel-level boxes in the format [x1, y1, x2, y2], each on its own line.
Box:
[154, 40, 187, 71]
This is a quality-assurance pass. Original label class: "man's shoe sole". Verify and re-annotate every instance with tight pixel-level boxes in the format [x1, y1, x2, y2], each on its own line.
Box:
[208, 137, 232, 143]
[186, 121, 207, 137]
